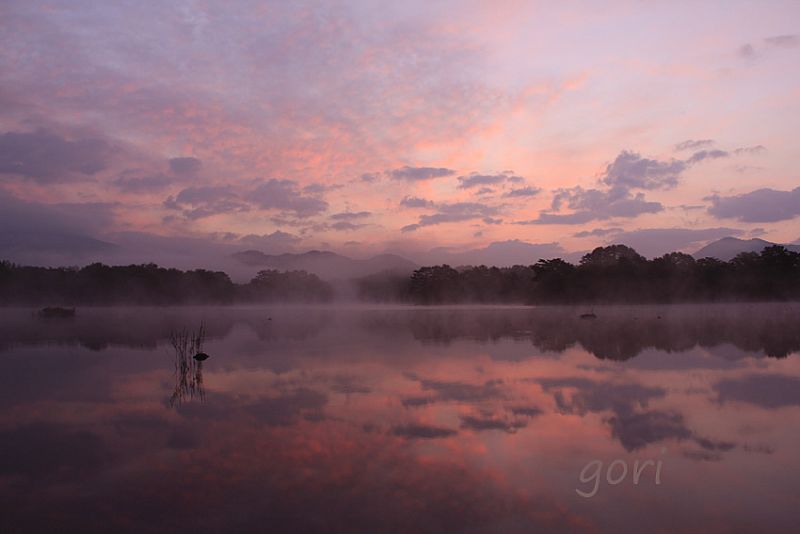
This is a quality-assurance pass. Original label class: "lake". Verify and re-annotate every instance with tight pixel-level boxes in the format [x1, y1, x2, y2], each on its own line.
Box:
[1, 304, 799, 533]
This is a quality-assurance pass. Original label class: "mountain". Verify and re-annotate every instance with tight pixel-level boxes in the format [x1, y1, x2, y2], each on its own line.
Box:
[693, 237, 800, 261]
[423, 240, 578, 267]
[231, 250, 418, 279]
[0, 230, 117, 264]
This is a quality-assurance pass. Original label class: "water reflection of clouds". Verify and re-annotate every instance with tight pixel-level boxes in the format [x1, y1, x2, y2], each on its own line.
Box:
[1, 305, 800, 532]
[714, 374, 800, 408]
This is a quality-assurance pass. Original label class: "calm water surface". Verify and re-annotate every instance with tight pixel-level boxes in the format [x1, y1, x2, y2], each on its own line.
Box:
[1, 304, 799, 533]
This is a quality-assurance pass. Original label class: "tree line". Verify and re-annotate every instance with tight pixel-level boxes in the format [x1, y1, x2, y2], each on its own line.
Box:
[0, 262, 333, 305]
[2, 244, 799, 305]
[357, 244, 800, 304]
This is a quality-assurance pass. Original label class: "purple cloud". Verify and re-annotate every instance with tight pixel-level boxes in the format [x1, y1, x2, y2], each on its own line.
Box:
[112, 171, 174, 193]
[706, 187, 800, 222]
[675, 139, 714, 151]
[400, 196, 434, 208]
[401, 202, 500, 231]
[330, 211, 371, 221]
[686, 150, 729, 164]
[764, 34, 799, 48]
[457, 172, 527, 190]
[504, 186, 541, 198]
[573, 227, 624, 238]
[738, 35, 798, 59]
[360, 172, 381, 183]
[733, 145, 766, 155]
[166, 185, 248, 220]
[530, 187, 663, 225]
[738, 43, 756, 57]
[601, 150, 686, 192]
[519, 211, 598, 225]
[457, 173, 508, 189]
[303, 183, 341, 194]
[389, 166, 455, 182]
[250, 179, 329, 217]
[168, 157, 202, 176]
[527, 148, 721, 225]
[0, 128, 116, 184]
[330, 221, 367, 231]
[238, 231, 302, 251]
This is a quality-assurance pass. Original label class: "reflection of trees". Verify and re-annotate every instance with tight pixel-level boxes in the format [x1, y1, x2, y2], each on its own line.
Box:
[169, 326, 206, 407]
[0, 308, 332, 354]
[361, 305, 800, 360]
[4, 305, 800, 362]
[0, 309, 237, 353]
[247, 310, 334, 342]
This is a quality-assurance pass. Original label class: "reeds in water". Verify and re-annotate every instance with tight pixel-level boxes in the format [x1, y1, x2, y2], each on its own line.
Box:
[169, 323, 206, 406]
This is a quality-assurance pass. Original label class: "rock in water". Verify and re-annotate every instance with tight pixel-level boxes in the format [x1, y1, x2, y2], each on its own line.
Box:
[193, 352, 210, 361]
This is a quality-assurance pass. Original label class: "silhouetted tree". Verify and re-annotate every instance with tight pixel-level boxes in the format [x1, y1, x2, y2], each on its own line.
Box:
[359, 244, 800, 304]
[0, 262, 331, 305]
[531, 259, 575, 302]
[240, 269, 333, 302]
[408, 265, 461, 304]
[3, 243, 800, 306]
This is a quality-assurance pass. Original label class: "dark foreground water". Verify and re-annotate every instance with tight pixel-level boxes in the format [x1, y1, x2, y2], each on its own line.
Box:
[1, 304, 799, 533]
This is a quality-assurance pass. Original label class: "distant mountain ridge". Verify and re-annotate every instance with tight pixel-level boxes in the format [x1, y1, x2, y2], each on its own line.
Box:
[693, 237, 800, 261]
[233, 237, 800, 279]
[231, 249, 418, 279]
[423, 240, 580, 267]
[0, 231, 117, 261]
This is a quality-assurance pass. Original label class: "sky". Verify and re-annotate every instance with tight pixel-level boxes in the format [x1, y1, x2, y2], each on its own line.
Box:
[1, 0, 799, 266]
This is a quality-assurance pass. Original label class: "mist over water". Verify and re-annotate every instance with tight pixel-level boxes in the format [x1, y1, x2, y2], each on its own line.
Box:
[1, 304, 799, 532]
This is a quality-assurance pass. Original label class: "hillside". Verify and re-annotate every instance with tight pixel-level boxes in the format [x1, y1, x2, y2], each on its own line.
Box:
[694, 237, 800, 261]
[231, 250, 418, 279]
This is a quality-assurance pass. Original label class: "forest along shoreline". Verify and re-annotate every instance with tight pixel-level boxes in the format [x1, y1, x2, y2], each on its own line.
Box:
[1, 244, 799, 305]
